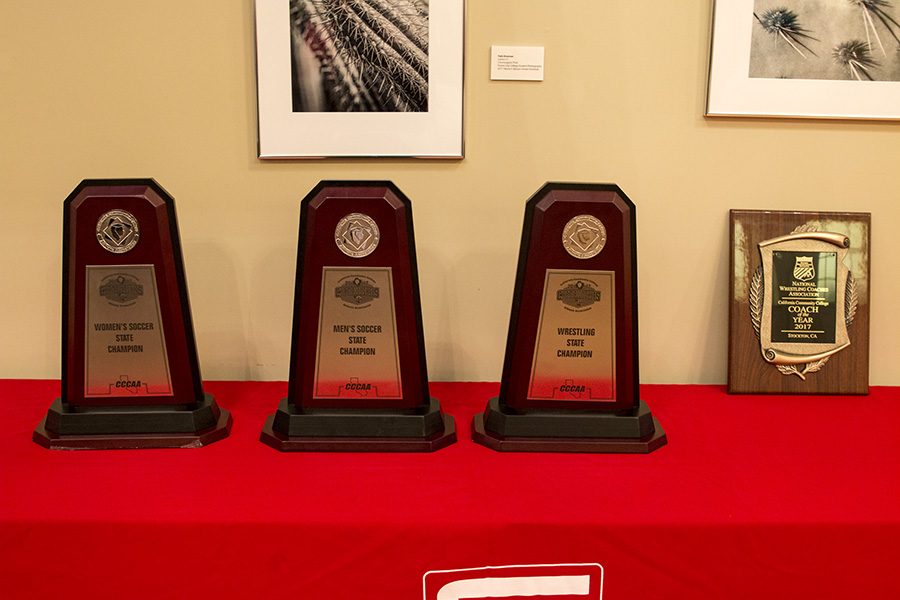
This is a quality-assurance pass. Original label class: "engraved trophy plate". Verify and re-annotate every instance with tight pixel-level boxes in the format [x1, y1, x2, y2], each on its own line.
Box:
[84, 265, 172, 397]
[313, 267, 402, 400]
[335, 213, 380, 258]
[528, 270, 616, 402]
[753, 229, 854, 380]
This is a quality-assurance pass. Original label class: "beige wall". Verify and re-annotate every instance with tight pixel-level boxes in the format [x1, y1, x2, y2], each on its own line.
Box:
[2, 1, 897, 384]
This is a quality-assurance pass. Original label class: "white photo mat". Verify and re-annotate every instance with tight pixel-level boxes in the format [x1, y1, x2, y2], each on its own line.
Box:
[255, 0, 464, 158]
[707, 0, 900, 120]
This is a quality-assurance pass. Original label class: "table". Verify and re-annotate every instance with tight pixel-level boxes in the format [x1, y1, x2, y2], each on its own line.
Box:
[2, 381, 899, 599]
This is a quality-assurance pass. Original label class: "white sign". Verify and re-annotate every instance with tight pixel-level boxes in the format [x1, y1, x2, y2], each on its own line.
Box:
[424, 563, 603, 600]
[491, 46, 545, 81]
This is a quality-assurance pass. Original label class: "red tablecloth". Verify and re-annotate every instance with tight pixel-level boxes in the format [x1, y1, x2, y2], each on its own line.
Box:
[2, 381, 899, 599]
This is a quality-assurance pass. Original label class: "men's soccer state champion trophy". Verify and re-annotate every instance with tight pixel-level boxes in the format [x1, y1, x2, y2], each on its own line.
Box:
[728, 210, 871, 394]
[260, 181, 456, 451]
[473, 183, 666, 453]
[33, 179, 232, 449]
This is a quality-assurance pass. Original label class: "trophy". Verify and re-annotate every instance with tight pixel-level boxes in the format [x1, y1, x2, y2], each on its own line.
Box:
[473, 183, 666, 453]
[33, 179, 232, 449]
[260, 181, 456, 451]
[729, 210, 871, 394]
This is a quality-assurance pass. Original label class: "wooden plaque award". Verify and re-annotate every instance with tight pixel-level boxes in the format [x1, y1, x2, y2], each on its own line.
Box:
[260, 181, 456, 451]
[33, 179, 232, 449]
[473, 183, 666, 453]
[729, 210, 871, 394]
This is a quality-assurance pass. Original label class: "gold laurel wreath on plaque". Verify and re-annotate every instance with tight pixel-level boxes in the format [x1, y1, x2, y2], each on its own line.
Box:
[749, 224, 858, 380]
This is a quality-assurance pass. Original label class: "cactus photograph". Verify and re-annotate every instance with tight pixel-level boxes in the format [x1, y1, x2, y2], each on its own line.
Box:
[749, 0, 900, 81]
[255, 0, 465, 156]
[289, 0, 430, 112]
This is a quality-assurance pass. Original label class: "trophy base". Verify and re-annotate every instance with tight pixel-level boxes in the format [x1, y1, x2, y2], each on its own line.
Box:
[33, 393, 232, 450]
[472, 397, 666, 453]
[259, 397, 456, 452]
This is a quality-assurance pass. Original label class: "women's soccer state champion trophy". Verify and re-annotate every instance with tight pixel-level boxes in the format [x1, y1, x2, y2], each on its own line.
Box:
[34, 179, 231, 449]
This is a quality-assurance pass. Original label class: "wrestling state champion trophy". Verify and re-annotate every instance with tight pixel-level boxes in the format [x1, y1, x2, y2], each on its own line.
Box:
[34, 179, 231, 449]
[473, 183, 666, 453]
[260, 181, 456, 451]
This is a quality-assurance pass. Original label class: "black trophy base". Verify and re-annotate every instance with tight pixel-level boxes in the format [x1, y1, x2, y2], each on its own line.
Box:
[472, 397, 667, 453]
[33, 393, 232, 450]
[260, 397, 456, 452]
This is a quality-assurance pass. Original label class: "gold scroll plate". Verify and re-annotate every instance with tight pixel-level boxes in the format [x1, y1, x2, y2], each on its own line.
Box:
[528, 270, 616, 402]
[313, 267, 402, 400]
[85, 265, 172, 397]
[753, 228, 856, 380]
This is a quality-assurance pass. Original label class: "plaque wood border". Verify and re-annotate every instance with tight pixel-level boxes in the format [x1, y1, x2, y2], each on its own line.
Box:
[33, 179, 231, 450]
[728, 209, 871, 395]
[472, 182, 666, 453]
[260, 181, 456, 452]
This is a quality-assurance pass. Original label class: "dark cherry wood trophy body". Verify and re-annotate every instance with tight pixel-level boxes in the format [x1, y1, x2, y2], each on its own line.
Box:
[260, 181, 455, 451]
[33, 179, 231, 449]
[473, 183, 666, 453]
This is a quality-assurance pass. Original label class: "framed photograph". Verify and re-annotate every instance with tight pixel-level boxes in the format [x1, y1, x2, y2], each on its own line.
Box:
[707, 0, 900, 120]
[255, 0, 464, 158]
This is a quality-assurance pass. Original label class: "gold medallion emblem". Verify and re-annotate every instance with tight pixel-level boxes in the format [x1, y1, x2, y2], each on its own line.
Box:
[335, 213, 380, 258]
[96, 210, 140, 254]
[562, 215, 607, 259]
